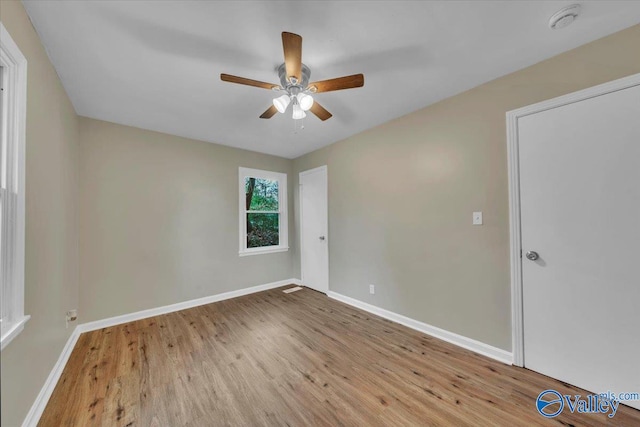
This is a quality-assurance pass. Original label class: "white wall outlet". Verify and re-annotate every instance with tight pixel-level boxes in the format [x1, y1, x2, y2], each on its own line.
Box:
[369, 284, 375, 294]
[473, 211, 483, 225]
[66, 309, 78, 328]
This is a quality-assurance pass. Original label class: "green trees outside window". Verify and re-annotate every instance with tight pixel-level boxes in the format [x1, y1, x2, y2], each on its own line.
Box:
[245, 177, 279, 248]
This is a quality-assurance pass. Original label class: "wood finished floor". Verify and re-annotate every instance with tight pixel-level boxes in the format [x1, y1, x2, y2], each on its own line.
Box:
[40, 286, 640, 426]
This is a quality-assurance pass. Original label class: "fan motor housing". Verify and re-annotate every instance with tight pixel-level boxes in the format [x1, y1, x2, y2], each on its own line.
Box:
[278, 63, 311, 90]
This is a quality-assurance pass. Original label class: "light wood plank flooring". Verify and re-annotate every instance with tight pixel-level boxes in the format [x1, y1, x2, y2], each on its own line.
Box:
[40, 286, 640, 426]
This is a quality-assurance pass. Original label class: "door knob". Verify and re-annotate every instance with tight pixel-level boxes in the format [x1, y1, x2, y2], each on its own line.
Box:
[525, 251, 539, 261]
[319, 236, 325, 240]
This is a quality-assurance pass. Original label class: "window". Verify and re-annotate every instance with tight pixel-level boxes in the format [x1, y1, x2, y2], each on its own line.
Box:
[239, 167, 288, 256]
[1, 23, 29, 351]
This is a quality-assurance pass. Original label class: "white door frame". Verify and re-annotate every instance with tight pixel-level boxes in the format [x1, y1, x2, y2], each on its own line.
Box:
[506, 72, 640, 367]
[299, 165, 329, 292]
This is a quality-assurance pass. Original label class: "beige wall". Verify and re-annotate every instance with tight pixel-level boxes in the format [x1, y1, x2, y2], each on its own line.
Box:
[1, 1, 638, 423]
[293, 24, 640, 351]
[0, 1, 80, 426]
[79, 118, 295, 322]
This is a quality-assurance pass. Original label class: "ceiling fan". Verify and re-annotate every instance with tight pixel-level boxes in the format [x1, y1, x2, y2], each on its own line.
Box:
[220, 32, 364, 122]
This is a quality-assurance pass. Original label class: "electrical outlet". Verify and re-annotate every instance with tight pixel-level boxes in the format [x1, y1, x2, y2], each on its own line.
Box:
[473, 211, 483, 225]
[369, 284, 375, 295]
[66, 309, 78, 329]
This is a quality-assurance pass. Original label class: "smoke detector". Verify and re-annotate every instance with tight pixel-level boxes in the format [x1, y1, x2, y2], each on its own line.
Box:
[549, 4, 581, 29]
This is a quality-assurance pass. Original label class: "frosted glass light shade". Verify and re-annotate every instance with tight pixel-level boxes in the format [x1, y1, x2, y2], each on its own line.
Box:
[292, 103, 306, 120]
[273, 94, 291, 113]
[297, 93, 314, 111]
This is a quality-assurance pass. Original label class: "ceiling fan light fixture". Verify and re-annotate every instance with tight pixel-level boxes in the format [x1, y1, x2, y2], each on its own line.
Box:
[221, 32, 365, 122]
[297, 93, 314, 111]
[292, 103, 306, 120]
[273, 94, 291, 113]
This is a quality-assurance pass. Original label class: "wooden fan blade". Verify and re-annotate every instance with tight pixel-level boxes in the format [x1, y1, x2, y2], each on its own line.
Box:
[310, 101, 332, 121]
[308, 74, 364, 93]
[220, 74, 279, 90]
[282, 32, 302, 83]
[259, 105, 278, 119]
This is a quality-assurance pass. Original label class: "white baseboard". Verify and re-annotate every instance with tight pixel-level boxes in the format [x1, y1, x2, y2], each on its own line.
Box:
[24, 280, 509, 426]
[78, 278, 298, 333]
[22, 327, 81, 427]
[22, 278, 299, 427]
[327, 291, 513, 365]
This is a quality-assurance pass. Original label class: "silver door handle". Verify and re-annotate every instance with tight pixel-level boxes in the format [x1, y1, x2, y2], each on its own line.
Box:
[319, 236, 325, 241]
[525, 251, 539, 261]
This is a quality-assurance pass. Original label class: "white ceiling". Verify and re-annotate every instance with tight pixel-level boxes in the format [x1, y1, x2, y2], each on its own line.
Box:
[22, 1, 640, 158]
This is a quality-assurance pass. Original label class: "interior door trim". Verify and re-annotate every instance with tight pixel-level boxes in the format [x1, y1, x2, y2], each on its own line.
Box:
[299, 165, 329, 292]
[506, 72, 640, 367]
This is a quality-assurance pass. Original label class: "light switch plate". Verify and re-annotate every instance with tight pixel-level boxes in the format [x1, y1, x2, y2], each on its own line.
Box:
[473, 211, 483, 225]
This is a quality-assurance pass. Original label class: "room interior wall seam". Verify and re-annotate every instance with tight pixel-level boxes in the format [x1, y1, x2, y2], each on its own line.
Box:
[19, 2, 80, 117]
[20, 278, 303, 427]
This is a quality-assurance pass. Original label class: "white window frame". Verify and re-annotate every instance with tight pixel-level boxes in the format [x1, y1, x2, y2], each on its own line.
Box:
[239, 167, 288, 256]
[1, 22, 29, 351]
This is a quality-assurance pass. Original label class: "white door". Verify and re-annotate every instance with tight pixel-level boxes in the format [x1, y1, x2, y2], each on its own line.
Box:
[519, 83, 640, 409]
[300, 166, 328, 293]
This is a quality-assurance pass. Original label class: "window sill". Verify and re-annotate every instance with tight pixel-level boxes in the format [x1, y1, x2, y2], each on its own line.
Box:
[1, 315, 31, 351]
[239, 247, 289, 257]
